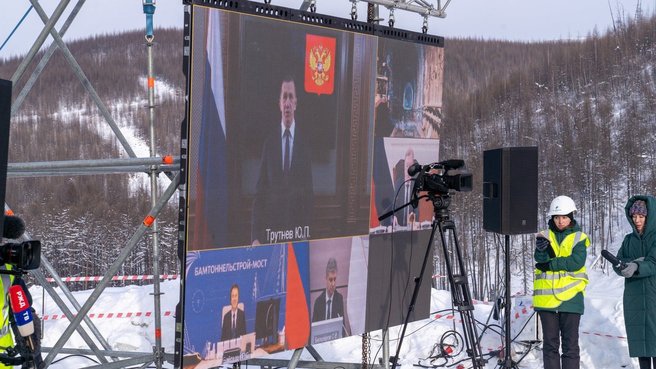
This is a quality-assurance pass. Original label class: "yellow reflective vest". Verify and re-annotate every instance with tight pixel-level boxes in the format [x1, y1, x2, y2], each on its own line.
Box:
[533, 229, 590, 309]
[0, 265, 16, 369]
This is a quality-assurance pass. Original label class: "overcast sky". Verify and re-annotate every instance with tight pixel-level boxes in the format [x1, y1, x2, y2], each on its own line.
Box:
[0, 0, 648, 59]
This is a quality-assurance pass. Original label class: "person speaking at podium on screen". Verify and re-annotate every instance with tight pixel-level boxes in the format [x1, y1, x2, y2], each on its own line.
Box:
[251, 76, 314, 245]
[221, 284, 246, 341]
[312, 258, 350, 337]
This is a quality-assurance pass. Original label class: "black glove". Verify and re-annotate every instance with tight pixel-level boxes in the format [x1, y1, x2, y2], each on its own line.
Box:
[546, 245, 556, 258]
[535, 237, 549, 251]
[535, 262, 550, 272]
[536, 237, 555, 258]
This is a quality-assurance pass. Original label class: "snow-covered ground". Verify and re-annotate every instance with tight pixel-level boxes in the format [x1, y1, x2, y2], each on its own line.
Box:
[29, 256, 640, 369]
[271, 263, 633, 369]
[31, 278, 179, 368]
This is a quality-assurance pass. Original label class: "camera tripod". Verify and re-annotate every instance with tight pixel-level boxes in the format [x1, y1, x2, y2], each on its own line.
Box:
[379, 192, 486, 369]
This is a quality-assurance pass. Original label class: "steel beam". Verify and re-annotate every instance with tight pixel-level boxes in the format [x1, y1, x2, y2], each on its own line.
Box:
[9, 157, 179, 171]
[8, 165, 179, 178]
[360, 0, 446, 18]
[244, 358, 386, 369]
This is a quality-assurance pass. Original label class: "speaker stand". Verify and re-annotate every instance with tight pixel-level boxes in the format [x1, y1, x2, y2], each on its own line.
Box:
[500, 234, 518, 369]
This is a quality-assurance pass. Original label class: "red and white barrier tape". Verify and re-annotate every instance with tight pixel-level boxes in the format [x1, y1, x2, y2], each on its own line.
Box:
[45, 274, 179, 283]
[581, 331, 626, 340]
[42, 310, 175, 321]
[433, 305, 532, 323]
[40, 305, 627, 342]
[433, 301, 626, 355]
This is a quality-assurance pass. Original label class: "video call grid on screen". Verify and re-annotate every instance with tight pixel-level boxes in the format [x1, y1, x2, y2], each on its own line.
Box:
[179, 1, 444, 366]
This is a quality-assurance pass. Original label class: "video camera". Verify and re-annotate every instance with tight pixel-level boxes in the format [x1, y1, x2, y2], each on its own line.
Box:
[1, 215, 41, 271]
[408, 159, 473, 195]
[0, 241, 41, 271]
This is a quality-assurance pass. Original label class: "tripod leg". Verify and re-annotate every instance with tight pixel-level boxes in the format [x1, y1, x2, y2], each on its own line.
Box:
[437, 218, 485, 369]
[390, 219, 439, 369]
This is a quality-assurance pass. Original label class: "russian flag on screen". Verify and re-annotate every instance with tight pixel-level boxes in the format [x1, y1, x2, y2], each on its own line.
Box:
[285, 242, 310, 348]
[194, 10, 228, 249]
[304, 34, 336, 95]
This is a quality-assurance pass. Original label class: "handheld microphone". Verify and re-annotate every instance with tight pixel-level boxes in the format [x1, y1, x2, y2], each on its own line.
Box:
[601, 250, 627, 270]
[9, 284, 34, 338]
[3, 215, 25, 239]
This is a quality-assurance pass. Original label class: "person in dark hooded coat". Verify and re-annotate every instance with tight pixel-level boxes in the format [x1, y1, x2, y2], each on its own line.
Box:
[614, 195, 656, 369]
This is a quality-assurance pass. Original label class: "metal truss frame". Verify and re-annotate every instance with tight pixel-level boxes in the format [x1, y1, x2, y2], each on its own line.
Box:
[300, 0, 451, 31]
[5, 0, 172, 367]
[300, 0, 450, 18]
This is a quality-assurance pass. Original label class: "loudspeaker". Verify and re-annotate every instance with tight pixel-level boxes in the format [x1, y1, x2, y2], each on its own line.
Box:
[0, 79, 12, 238]
[483, 146, 538, 235]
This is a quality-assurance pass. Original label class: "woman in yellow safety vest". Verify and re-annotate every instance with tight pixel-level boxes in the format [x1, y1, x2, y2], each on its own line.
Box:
[533, 195, 590, 369]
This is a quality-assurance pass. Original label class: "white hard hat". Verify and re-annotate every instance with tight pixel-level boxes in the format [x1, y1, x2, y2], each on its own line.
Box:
[547, 195, 577, 217]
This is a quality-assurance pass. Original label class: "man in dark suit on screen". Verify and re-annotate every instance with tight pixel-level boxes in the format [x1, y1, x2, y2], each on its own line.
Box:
[221, 284, 247, 341]
[312, 258, 350, 336]
[251, 77, 314, 245]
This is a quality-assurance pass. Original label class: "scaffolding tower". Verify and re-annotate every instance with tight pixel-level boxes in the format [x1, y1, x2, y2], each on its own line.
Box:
[4, 0, 175, 367]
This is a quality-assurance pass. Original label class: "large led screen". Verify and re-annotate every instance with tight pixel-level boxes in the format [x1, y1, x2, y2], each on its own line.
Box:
[180, 2, 444, 367]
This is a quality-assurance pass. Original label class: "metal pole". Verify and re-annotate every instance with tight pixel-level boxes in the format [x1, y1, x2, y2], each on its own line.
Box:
[382, 329, 389, 369]
[80, 355, 155, 369]
[42, 347, 155, 357]
[367, 3, 379, 24]
[43, 173, 180, 368]
[288, 348, 304, 369]
[503, 234, 514, 368]
[305, 345, 324, 361]
[8, 165, 179, 178]
[146, 31, 164, 369]
[358, 0, 445, 17]
[9, 157, 178, 171]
